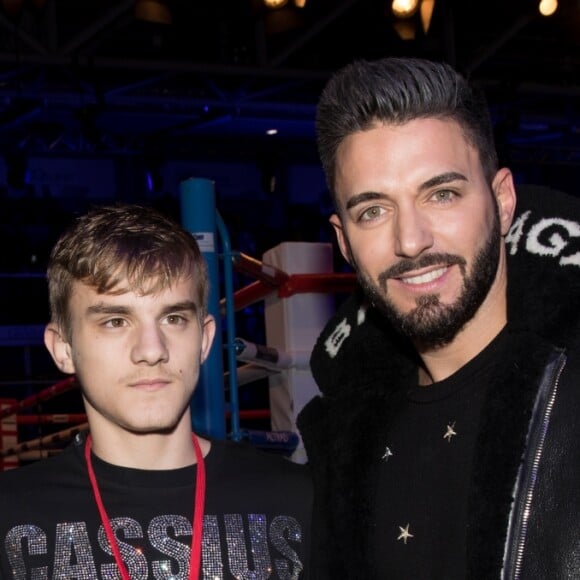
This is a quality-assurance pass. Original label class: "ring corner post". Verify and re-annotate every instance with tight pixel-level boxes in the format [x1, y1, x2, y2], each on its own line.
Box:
[179, 177, 227, 440]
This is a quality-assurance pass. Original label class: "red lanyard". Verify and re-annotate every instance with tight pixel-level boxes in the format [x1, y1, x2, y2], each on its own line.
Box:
[84, 433, 206, 579]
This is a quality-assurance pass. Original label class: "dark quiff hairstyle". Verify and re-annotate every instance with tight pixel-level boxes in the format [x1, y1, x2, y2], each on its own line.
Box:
[47, 203, 209, 339]
[316, 57, 499, 205]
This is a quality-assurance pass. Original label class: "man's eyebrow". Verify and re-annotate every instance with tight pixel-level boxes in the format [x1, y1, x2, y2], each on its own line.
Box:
[420, 171, 468, 190]
[86, 300, 198, 317]
[345, 191, 385, 210]
[160, 301, 198, 315]
[86, 304, 130, 316]
[344, 172, 468, 211]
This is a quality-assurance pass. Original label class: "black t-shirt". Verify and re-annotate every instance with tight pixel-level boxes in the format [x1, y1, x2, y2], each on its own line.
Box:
[0, 433, 312, 579]
[373, 326, 510, 579]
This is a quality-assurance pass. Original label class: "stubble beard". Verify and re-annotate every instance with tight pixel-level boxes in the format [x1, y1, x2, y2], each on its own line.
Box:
[353, 213, 502, 349]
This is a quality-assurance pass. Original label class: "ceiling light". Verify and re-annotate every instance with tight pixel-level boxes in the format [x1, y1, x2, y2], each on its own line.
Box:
[263, 0, 289, 8]
[538, 0, 558, 16]
[420, 0, 435, 33]
[391, 0, 420, 19]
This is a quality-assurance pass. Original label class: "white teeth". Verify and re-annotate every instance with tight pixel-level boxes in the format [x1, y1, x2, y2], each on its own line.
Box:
[401, 267, 446, 285]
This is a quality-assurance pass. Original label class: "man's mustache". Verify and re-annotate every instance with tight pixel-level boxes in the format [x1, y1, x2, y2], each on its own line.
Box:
[378, 253, 466, 285]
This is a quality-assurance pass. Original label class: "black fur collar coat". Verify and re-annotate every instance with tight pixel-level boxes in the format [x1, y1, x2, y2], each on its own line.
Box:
[297, 185, 580, 579]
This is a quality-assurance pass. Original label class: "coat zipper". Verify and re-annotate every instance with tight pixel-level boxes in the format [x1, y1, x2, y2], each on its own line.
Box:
[504, 351, 566, 579]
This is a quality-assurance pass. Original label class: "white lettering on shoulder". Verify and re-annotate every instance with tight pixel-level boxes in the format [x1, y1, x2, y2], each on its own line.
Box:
[506, 210, 580, 267]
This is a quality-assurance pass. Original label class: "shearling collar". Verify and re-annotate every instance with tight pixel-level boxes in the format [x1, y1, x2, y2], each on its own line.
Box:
[302, 185, 580, 418]
[309, 184, 580, 401]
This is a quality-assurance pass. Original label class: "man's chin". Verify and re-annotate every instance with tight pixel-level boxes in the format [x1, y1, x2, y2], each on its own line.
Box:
[124, 418, 179, 435]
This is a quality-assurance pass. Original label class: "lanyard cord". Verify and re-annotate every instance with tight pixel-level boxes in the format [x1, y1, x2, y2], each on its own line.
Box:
[84, 433, 206, 580]
[190, 433, 205, 579]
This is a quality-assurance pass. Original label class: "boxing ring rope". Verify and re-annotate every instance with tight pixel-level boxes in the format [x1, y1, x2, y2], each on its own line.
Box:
[17, 413, 88, 425]
[1, 409, 275, 463]
[0, 377, 77, 421]
[14, 410, 272, 426]
[1, 423, 90, 463]
[224, 251, 355, 313]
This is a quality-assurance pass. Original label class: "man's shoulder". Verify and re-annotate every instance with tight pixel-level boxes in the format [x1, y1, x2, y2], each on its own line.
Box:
[210, 438, 310, 476]
[0, 441, 80, 493]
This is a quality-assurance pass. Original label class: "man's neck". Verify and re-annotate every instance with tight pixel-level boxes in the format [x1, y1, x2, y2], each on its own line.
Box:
[417, 302, 507, 386]
[86, 418, 210, 470]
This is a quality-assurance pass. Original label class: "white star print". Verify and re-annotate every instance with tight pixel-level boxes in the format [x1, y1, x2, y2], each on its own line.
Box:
[444, 421, 457, 442]
[381, 446, 393, 461]
[397, 523, 414, 544]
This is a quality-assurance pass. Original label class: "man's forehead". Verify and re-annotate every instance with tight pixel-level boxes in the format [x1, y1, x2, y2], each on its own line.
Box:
[72, 274, 196, 300]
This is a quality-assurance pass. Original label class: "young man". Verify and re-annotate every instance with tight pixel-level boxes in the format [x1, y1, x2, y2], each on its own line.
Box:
[0, 203, 312, 579]
[297, 57, 580, 578]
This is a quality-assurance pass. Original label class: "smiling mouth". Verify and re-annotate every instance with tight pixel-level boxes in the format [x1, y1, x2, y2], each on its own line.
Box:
[399, 267, 447, 286]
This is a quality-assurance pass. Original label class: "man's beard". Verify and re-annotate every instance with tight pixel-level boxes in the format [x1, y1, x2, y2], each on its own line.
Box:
[353, 213, 502, 349]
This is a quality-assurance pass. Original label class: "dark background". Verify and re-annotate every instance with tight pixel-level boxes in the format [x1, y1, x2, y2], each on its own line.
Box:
[0, 0, 577, 446]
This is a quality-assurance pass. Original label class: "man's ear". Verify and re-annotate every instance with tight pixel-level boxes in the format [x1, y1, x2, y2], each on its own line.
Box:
[44, 323, 76, 375]
[200, 315, 216, 364]
[492, 168, 517, 236]
[329, 213, 352, 265]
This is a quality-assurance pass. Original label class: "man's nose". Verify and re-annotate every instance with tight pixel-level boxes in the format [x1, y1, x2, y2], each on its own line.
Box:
[131, 323, 169, 365]
[393, 205, 434, 258]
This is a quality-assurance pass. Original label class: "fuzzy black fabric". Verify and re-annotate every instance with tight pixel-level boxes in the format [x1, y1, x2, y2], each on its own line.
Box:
[297, 184, 580, 579]
[505, 185, 580, 342]
[466, 332, 554, 577]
